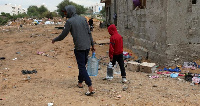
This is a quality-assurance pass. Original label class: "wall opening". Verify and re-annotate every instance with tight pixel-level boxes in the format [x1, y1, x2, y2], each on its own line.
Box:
[192, 0, 197, 4]
[133, 0, 146, 10]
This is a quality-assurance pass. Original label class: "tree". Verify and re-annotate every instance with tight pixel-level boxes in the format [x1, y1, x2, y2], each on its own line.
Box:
[27, 5, 39, 18]
[38, 5, 48, 15]
[57, 0, 86, 17]
[100, 6, 105, 17]
[27, 5, 50, 18]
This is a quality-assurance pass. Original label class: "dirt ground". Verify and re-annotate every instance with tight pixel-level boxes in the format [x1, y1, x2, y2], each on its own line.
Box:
[0, 21, 200, 106]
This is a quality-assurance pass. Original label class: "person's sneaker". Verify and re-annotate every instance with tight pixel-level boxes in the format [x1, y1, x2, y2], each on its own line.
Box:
[122, 78, 127, 83]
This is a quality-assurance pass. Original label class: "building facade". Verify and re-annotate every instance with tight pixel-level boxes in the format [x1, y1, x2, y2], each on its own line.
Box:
[101, 0, 200, 66]
[0, 4, 26, 15]
[100, 0, 117, 25]
[88, 3, 104, 14]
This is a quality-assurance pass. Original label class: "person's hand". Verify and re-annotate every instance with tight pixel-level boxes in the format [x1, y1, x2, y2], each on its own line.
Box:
[91, 46, 95, 52]
[52, 40, 55, 44]
[110, 58, 113, 62]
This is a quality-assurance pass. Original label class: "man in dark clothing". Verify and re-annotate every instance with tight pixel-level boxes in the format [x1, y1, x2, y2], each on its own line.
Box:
[108, 24, 127, 83]
[88, 18, 93, 31]
[52, 5, 95, 96]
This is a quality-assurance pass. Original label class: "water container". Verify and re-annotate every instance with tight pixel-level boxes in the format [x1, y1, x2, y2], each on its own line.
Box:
[113, 62, 121, 74]
[106, 62, 114, 79]
[87, 52, 99, 76]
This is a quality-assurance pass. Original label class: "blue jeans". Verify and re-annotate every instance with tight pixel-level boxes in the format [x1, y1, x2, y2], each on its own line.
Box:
[74, 49, 92, 87]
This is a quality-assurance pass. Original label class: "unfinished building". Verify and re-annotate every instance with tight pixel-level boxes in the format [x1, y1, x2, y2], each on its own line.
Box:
[101, 0, 200, 66]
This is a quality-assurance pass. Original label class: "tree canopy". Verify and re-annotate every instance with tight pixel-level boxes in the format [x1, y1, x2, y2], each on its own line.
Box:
[57, 0, 86, 17]
[26, 5, 58, 19]
[100, 6, 105, 17]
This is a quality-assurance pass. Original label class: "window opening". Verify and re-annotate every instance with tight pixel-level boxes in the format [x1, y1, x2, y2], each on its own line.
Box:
[133, 0, 146, 10]
[192, 0, 197, 4]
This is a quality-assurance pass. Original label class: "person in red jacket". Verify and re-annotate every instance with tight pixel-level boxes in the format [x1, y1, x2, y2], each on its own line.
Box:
[108, 24, 127, 83]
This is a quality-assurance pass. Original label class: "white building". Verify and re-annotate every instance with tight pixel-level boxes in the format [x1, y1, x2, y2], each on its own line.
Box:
[89, 3, 104, 14]
[0, 4, 26, 15]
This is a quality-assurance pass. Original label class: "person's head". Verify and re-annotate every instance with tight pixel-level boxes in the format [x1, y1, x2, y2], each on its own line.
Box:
[108, 24, 117, 35]
[62, 5, 76, 18]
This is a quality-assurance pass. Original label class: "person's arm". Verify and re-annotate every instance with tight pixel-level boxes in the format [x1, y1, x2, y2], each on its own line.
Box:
[109, 37, 115, 61]
[52, 21, 71, 43]
[89, 33, 95, 52]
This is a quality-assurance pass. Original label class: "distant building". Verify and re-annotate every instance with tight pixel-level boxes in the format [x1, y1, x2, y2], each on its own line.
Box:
[0, 4, 26, 15]
[88, 3, 104, 14]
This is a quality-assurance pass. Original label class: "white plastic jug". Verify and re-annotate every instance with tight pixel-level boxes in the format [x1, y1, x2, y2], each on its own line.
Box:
[106, 62, 114, 79]
[87, 52, 99, 76]
[113, 62, 121, 74]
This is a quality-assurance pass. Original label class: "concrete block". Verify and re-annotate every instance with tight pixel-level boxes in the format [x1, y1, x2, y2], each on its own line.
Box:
[127, 61, 140, 72]
[139, 62, 156, 73]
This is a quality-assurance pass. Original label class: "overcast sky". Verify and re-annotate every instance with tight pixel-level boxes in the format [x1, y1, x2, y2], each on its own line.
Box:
[0, 0, 104, 12]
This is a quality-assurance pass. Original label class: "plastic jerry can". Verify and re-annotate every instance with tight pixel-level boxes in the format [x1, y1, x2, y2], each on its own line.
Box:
[87, 52, 99, 76]
[106, 62, 114, 79]
[113, 62, 121, 74]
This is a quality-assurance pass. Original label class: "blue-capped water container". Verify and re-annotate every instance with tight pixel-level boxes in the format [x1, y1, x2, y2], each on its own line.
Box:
[87, 52, 99, 76]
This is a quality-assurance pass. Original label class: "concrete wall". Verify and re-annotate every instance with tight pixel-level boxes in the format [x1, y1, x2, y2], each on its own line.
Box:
[104, 0, 116, 25]
[166, 0, 200, 65]
[117, 0, 200, 66]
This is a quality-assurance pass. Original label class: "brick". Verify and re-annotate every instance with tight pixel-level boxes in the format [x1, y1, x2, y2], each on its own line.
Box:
[139, 62, 156, 73]
[127, 61, 140, 72]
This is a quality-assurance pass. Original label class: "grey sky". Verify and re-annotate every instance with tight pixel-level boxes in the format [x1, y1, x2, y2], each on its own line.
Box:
[0, 0, 104, 12]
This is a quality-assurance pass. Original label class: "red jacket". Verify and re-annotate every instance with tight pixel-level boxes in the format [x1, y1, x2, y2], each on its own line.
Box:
[108, 24, 123, 59]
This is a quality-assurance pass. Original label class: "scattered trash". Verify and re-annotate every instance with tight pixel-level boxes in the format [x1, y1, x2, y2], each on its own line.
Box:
[149, 75, 159, 79]
[178, 73, 185, 76]
[24, 76, 31, 81]
[192, 77, 200, 84]
[177, 78, 184, 81]
[37, 52, 49, 57]
[135, 56, 142, 63]
[122, 85, 128, 91]
[163, 67, 181, 72]
[21, 69, 37, 75]
[183, 62, 197, 69]
[115, 95, 122, 100]
[0, 57, 6, 60]
[185, 74, 193, 82]
[123, 52, 132, 59]
[190, 83, 194, 86]
[157, 71, 171, 75]
[45, 21, 54, 25]
[170, 73, 179, 78]
[48, 103, 53, 106]
[152, 85, 157, 87]
[55, 27, 64, 29]
[12, 58, 17, 60]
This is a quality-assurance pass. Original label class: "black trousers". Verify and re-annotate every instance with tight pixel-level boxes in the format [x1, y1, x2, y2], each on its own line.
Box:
[112, 53, 126, 77]
[74, 49, 92, 87]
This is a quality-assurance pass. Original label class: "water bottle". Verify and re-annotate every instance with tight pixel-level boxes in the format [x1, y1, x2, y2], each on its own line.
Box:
[106, 62, 114, 79]
[113, 62, 121, 74]
[87, 52, 99, 76]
